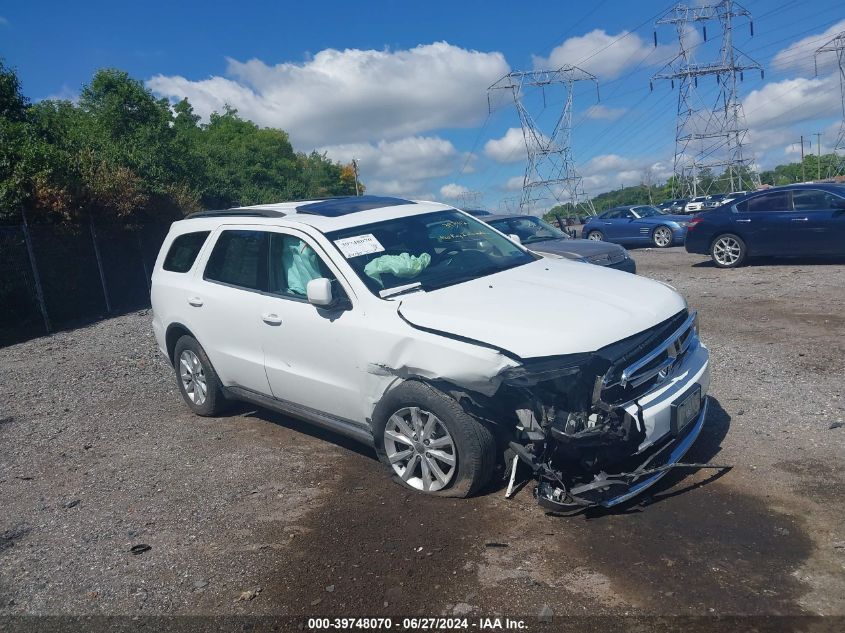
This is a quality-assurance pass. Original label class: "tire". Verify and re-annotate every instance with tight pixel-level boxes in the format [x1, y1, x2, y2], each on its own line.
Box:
[652, 225, 673, 248]
[586, 230, 604, 241]
[710, 233, 747, 268]
[372, 381, 496, 498]
[173, 335, 226, 416]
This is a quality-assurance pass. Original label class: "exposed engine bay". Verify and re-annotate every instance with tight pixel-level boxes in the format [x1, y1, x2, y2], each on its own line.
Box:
[444, 309, 725, 510]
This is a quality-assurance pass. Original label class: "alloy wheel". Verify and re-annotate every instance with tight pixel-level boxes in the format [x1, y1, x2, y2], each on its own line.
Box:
[179, 349, 208, 405]
[383, 406, 457, 492]
[653, 227, 672, 247]
[587, 231, 603, 241]
[713, 236, 742, 266]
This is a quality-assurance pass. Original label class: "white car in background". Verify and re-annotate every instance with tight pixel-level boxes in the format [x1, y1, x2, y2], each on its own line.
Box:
[151, 195, 710, 510]
[684, 196, 710, 213]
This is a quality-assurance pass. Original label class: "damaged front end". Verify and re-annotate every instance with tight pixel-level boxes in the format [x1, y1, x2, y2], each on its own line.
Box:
[493, 309, 715, 510]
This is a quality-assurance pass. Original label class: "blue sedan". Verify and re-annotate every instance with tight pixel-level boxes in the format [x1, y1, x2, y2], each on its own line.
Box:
[581, 205, 691, 248]
[685, 184, 845, 268]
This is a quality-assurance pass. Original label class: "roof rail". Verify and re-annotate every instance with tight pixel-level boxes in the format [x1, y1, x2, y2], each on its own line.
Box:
[185, 209, 286, 219]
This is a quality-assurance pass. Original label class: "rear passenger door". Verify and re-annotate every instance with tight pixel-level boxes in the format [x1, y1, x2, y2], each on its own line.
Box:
[733, 191, 793, 255]
[791, 189, 845, 255]
[188, 227, 273, 394]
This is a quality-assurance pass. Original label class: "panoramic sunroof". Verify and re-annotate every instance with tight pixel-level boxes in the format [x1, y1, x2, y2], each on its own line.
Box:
[296, 195, 415, 217]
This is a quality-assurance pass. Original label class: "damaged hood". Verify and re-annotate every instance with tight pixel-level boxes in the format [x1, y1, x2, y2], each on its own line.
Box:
[528, 237, 626, 260]
[397, 259, 686, 359]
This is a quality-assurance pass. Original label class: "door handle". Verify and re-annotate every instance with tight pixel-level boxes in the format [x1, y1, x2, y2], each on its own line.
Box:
[261, 313, 283, 325]
[603, 222, 612, 225]
[735, 219, 751, 223]
[187, 296, 204, 307]
[790, 217, 808, 222]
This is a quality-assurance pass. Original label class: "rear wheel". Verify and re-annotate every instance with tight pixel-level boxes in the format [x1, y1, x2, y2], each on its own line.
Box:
[587, 230, 604, 241]
[652, 225, 673, 248]
[173, 335, 226, 416]
[373, 381, 495, 497]
[711, 233, 747, 268]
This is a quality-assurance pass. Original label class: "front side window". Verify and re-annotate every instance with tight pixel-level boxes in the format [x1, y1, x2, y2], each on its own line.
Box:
[269, 234, 339, 299]
[738, 191, 792, 213]
[632, 206, 664, 218]
[204, 230, 268, 291]
[163, 231, 210, 273]
[492, 216, 568, 245]
[792, 189, 845, 211]
[326, 210, 535, 295]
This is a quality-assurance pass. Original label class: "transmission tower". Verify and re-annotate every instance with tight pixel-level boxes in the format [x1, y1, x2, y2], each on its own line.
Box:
[453, 190, 484, 209]
[489, 66, 598, 215]
[815, 31, 845, 177]
[498, 195, 521, 213]
[652, 0, 763, 197]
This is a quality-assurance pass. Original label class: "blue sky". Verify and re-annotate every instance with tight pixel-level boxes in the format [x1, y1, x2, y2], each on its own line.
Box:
[2, 0, 844, 209]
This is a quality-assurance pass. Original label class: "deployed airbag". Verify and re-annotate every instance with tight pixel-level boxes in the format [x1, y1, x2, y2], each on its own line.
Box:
[364, 252, 431, 287]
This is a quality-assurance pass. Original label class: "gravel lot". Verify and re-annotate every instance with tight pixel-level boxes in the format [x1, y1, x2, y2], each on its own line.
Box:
[1, 247, 844, 623]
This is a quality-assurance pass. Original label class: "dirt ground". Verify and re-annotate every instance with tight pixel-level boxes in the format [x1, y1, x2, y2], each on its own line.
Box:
[1, 247, 844, 628]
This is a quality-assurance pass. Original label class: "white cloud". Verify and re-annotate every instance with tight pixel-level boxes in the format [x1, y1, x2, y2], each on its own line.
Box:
[321, 136, 468, 198]
[41, 85, 79, 103]
[505, 175, 524, 191]
[484, 128, 526, 163]
[533, 29, 673, 79]
[772, 20, 845, 75]
[743, 76, 840, 130]
[439, 183, 470, 198]
[147, 42, 509, 149]
[585, 104, 626, 120]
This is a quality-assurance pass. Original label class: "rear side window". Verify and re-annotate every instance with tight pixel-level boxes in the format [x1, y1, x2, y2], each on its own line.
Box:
[738, 191, 791, 213]
[204, 230, 268, 291]
[162, 231, 210, 273]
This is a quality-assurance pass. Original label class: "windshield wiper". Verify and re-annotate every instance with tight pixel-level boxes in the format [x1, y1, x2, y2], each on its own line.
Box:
[379, 282, 424, 298]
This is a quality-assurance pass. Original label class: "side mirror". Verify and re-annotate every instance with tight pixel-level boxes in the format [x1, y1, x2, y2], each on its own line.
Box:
[306, 278, 334, 307]
[508, 234, 522, 245]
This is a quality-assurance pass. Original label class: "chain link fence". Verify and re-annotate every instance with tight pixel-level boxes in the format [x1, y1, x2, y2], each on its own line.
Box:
[0, 219, 172, 346]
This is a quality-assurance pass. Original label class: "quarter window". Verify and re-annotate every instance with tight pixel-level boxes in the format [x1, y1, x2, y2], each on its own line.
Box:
[204, 230, 268, 291]
[162, 231, 210, 273]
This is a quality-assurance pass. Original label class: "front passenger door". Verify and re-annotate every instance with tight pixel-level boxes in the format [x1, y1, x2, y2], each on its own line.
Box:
[791, 189, 845, 255]
[260, 230, 368, 424]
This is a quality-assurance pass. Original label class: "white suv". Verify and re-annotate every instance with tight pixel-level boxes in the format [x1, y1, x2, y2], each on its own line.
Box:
[151, 196, 710, 509]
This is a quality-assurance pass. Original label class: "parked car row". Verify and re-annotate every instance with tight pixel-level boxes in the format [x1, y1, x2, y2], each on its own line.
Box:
[579, 184, 845, 268]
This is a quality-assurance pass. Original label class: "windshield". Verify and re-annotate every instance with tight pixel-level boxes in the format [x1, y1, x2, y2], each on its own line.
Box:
[632, 206, 665, 218]
[326, 210, 535, 295]
[488, 216, 568, 245]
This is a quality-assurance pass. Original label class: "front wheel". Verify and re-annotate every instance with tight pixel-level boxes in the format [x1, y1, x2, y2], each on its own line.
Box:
[652, 225, 673, 248]
[710, 233, 747, 268]
[373, 381, 496, 497]
[587, 230, 604, 241]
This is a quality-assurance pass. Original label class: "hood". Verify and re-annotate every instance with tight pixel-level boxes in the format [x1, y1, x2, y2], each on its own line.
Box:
[397, 259, 686, 359]
[528, 237, 625, 260]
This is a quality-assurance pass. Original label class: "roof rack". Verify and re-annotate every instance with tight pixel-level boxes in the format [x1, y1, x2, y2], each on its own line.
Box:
[296, 195, 415, 217]
[185, 209, 286, 219]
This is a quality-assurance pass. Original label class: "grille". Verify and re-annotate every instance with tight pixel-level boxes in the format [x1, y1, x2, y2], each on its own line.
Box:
[601, 311, 698, 404]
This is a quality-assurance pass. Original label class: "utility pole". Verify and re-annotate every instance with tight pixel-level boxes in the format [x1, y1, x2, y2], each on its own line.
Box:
[799, 135, 807, 182]
[351, 158, 361, 196]
[815, 32, 845, 176]
[652, 0, 763, 198]
[814, 132, 822, 180]
[489, 66, 599, 215]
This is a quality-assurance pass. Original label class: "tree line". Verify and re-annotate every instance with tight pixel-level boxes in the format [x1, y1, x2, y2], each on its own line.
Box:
[0, 60, 361, 224]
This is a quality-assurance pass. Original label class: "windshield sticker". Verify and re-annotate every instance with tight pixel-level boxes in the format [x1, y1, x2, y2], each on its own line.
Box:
[334, 234, 386, 258]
